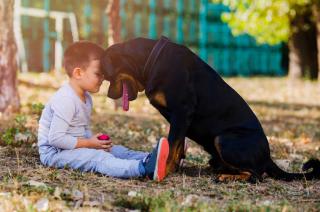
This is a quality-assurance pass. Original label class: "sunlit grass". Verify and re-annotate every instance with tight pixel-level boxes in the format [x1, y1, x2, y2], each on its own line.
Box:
[0, 73, 319, 211]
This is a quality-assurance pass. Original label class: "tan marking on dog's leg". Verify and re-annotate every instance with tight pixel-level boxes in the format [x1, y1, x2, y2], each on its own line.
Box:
[218, 172, 252, 182]
[166, 140, 184, 174]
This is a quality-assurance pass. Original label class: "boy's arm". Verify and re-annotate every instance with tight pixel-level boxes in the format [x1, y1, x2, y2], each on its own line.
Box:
[48, 97, 78, 149]
[76, 136, 112, 149]
[48, 96, 112, 150]
[75, 138, 89, 148]
[84, 127, 93, 138]
[84, 94, 93, 138]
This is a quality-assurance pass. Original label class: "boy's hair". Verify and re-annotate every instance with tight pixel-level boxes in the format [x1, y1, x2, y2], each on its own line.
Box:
[63, 41, 104, 77]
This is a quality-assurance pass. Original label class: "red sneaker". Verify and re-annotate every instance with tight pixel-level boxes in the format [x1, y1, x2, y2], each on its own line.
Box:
[144, 137, 169, 181]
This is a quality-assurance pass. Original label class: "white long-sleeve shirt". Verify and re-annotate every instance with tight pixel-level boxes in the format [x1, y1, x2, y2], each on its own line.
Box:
[38, 83, 93, 156]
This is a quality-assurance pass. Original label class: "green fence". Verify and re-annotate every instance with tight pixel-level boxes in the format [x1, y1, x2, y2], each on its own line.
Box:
[20, 0, 284, 76]
[20, 0, 108, 72]
[119, 0, 284, 76]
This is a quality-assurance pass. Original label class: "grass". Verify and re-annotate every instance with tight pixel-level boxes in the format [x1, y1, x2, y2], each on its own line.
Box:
[0, 73, 320, 211]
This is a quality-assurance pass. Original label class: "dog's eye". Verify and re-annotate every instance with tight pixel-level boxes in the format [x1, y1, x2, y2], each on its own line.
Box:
[103, 74, 112, 81]
[95, 72, 104, 78]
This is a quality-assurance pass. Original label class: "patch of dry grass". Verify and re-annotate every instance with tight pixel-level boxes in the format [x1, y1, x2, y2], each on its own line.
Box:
[1, 73, 320, 211]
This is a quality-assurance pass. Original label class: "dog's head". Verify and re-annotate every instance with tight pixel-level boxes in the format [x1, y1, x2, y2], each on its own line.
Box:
[101, 43, 144, 111]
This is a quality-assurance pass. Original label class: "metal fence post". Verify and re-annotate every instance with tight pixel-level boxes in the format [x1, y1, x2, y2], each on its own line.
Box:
[199, 0, 208, 61]
[149, 0, 157, 38]
[176, 0, 184, 43]
[83, 0, 92, 39]
[43, 0, 51, 72]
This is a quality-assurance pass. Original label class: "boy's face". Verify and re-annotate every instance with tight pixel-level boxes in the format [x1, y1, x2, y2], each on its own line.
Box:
[77, 59, 104, 93]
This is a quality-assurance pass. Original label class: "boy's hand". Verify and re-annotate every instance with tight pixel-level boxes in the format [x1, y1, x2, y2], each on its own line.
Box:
[91, 133, 113, 150]
[76, 133, 113, 151]
[95, 133, 113, 151]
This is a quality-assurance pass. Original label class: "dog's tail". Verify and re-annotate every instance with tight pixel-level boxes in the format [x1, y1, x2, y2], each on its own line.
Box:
[265, 158, 320, 181]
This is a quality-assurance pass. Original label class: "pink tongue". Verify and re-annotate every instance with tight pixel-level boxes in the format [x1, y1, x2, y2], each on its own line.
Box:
[122, 82, 129, 111]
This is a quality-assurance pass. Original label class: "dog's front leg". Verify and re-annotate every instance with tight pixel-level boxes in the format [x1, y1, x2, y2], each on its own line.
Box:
[166, 110, 192, 175]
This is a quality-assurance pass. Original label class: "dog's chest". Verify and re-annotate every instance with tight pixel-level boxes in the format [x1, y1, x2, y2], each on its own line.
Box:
[146, 91, 171, 121]
[146, 90, 167, 109]
[149, 91, 167, 108]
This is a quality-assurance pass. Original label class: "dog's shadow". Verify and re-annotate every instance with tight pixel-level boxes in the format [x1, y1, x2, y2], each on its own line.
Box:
[178, 165, 213, 177]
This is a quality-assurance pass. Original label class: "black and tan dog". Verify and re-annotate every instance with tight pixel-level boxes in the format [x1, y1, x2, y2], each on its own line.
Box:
[101, 36, 320, 182]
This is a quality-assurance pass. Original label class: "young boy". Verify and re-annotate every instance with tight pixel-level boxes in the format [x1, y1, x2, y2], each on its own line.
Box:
[37, 41, 169, 181]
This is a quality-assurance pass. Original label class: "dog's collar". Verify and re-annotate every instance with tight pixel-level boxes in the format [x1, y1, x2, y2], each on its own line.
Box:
[143, 36, 170, 80]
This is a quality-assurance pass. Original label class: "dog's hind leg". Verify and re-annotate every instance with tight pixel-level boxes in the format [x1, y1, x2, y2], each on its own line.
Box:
[212, 135, 265, 182]
[201, 138, 245, 176]
[209, 155, 258, 182]
[209, 158, 240, 174]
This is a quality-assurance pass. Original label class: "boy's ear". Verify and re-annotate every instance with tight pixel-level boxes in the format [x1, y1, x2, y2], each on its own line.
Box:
[72, 67, 83, 79]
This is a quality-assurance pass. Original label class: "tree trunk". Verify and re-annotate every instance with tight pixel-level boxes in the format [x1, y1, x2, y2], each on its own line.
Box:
[106, 0, 122, 110]
[288, 11, 318, 80]
[312, 2, 320, 80]
[106, 0, 121, 44]
[0, 1, 20, 114]
[288, 34, 303, 79]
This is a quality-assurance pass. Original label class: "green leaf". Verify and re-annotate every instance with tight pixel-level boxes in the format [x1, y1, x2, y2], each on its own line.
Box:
[212, 0, 314, 44]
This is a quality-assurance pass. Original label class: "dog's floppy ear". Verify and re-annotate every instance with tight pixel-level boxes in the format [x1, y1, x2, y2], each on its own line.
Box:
[102, 43, 138, 80]
[101, 43, 124, 80]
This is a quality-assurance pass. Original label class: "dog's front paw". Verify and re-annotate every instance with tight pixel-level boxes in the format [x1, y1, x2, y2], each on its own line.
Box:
[165, 152, 184, 175]
[165, 155, 178, 175]
[165, 140, 186, 175]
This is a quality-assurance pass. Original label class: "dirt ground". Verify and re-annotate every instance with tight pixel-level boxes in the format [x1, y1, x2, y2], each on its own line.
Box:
[0, 73, 320, 211]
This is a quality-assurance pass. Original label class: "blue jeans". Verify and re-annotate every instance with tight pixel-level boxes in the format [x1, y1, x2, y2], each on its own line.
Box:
[40, 145, 149, 178]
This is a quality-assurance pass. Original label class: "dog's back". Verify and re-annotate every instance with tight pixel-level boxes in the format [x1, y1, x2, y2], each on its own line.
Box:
[149, 40, 263, 137]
